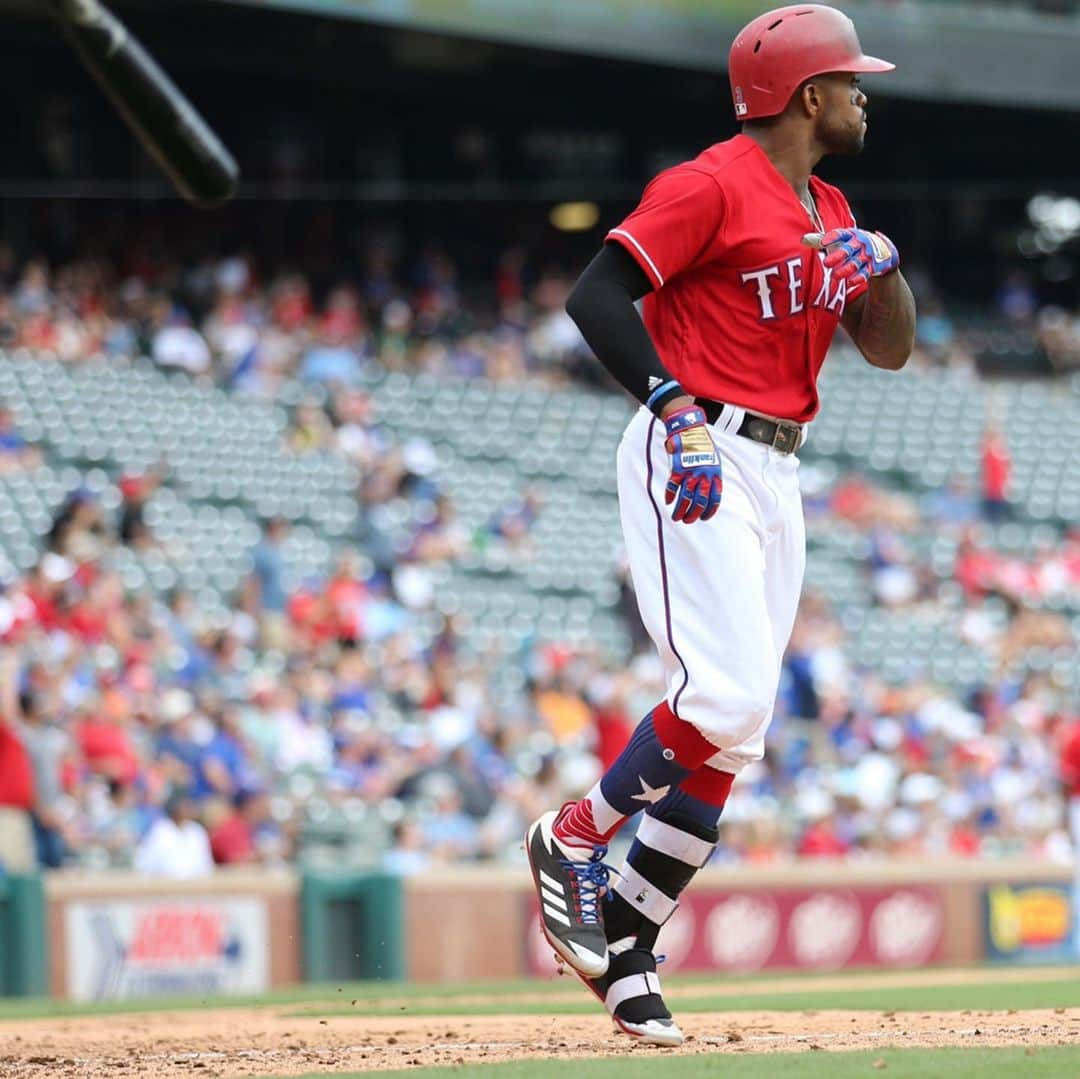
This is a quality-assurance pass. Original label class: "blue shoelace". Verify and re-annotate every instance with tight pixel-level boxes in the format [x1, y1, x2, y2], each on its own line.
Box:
[559, 846, 614, 926]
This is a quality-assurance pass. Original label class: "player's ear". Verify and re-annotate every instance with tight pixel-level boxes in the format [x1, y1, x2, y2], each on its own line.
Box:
[797, 79, 821, 118]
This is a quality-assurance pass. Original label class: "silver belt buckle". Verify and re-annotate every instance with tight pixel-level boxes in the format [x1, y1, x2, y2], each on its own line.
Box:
[771, 421, 800, 454]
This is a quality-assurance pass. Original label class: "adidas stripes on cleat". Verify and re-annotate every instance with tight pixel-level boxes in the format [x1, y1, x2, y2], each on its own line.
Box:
[525, 810, 611, 979]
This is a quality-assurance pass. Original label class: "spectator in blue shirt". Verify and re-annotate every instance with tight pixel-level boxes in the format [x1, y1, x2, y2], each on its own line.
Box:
[0, 402, 41, 472]
[245, 517, 290, 651]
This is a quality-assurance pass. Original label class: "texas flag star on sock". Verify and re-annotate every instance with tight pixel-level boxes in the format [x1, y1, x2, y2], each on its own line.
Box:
[631, 777, 670, 804]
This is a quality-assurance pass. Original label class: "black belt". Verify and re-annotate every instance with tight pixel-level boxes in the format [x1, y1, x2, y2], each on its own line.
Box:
[698, 399, 802, 455]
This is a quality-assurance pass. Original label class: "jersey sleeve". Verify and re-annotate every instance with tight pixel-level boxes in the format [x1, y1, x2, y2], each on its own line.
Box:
[605, 167, 725, 291]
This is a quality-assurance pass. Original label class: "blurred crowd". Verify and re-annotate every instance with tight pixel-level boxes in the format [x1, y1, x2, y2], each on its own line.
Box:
[0, 241, 1077, 879]
[810, 465, 1079, 632]
[738, 601, 1076, 863]
[0, 240, 601, 400]
[3, 239, 1076, 394]
[896, 265, 1080, 376]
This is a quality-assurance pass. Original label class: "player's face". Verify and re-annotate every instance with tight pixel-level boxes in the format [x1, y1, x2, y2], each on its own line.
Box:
[815, 73, 869, 155]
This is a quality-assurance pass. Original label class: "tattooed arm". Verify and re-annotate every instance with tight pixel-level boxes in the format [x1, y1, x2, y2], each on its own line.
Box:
[840, 270, 916, 371]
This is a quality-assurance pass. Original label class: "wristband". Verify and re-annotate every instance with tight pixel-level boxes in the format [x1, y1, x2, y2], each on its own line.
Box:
[646, 378, 685, 415]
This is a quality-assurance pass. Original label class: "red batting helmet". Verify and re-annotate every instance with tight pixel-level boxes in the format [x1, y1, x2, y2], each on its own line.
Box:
[728, 4, 894, 121]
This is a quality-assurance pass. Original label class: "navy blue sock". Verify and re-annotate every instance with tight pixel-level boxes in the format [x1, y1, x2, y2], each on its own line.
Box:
[598, 713, 695, 814]
[555, 704, 721, 848]
[646, 786, 725, 831]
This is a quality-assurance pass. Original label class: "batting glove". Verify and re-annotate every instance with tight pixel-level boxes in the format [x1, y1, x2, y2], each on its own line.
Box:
[819, 227, 899, 288]
[663, 406, 722, 524]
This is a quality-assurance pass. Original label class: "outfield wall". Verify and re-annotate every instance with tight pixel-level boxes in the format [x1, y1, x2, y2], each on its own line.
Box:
[45, 869, 302, 1001]
[405, 860, 1077, 983]
[0, 859, 1073, 998]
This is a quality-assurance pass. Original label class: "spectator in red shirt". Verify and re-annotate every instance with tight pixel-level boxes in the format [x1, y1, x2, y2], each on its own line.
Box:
[75, 697, 140, 786]
[949, 823, 981, 857]
[21, 554, 73, 632]
[209, 791, 257, 865]
[796, 790, 851, 859]
[496, 247, 527, 309]
[210, 789, 281, 865]
[831, 471, 876, 526]
[981, 423, 1012, 523]
[325, 550, 368, 642]
[1060, 720, 1080, 834]
[955, 527, 1000, 601]
[588, 680, 634, 772]
[798, 817, 850, 858]
[0, 715, 34, 813]
[0, 651, 36, 871]
[1059, 718, 1080, 937]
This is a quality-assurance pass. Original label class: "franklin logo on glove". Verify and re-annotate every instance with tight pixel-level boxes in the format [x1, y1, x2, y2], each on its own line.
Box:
[662, 406, 723, 524]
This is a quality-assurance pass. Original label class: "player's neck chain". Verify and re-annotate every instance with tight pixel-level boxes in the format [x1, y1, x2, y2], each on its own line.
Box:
[801, 189, 824, 233]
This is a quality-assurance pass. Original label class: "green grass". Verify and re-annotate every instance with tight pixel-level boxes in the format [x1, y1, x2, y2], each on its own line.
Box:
[0, 975, 628, 1021]
[0, 980, 404, 1021]
[282, 975, 1080, 1020]
[1, 967, 1078, 1023]
[256, 1046, 1080, 1078]
[693, 981, 1080, 1015]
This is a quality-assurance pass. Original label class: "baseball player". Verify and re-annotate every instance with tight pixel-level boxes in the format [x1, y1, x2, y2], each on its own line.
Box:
[525, 4, 915, 1045]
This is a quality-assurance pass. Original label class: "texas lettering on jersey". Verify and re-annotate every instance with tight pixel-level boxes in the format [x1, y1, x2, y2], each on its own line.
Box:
[605, 134, 868, 422]
[740, 251, 848, 321]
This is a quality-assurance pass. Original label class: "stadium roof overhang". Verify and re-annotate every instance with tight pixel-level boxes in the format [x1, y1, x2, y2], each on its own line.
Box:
[216, 0, 1080, 111]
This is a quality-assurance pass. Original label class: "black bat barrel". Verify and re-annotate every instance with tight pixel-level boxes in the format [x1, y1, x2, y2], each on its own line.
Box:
[48, 0, 239, 207]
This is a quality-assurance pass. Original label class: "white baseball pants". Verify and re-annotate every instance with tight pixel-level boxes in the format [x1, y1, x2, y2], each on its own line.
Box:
[616, 404, 806, 773]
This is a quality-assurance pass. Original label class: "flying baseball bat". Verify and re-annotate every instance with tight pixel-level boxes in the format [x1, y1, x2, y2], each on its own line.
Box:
[46, 0, 239, 208]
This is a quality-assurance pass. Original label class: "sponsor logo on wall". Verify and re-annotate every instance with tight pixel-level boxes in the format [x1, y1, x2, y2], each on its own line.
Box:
[869, 889, 945, 967]
[526, 886, 945, 975]
[787, 891, 863, 970]
[65, 898, 269, 1001]
[983, 884, 1075, 963]
[704, 893, 780, 972]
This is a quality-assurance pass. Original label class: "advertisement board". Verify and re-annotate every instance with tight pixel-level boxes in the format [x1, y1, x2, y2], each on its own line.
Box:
[527, 885, 945, 975]
[65, 897, 269, 1002]
[983, 883, 1075, 964]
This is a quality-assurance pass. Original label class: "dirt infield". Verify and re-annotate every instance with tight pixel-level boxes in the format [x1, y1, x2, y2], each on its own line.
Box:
[1, 991, 1079, 1078]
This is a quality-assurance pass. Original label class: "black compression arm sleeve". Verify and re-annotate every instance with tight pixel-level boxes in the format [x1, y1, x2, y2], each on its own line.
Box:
[565, 243, 687, 414]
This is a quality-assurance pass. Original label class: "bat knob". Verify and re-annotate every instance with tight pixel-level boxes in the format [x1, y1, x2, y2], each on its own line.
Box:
[802, 232, 825, 250]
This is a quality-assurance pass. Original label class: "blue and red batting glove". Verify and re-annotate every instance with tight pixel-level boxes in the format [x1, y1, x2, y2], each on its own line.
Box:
[663, 406, 722, 524]
[819, 227, 899, 288]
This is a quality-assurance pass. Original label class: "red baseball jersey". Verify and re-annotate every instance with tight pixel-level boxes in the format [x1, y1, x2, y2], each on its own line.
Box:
[607, 133, 867, 423]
